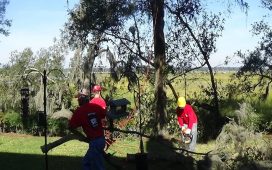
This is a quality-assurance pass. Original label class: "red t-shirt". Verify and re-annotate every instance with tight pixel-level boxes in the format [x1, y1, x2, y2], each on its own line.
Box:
[69, 103, 106, 140]
[90, 97, 106, 110]
[176, 104, 198, 130]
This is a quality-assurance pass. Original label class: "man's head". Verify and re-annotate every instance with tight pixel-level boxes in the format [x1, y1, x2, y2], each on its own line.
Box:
[78, 89, 89, 106]
[177, 96, 186, 108]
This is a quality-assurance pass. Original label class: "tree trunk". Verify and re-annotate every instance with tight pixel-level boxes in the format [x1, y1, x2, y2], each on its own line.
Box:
[82, 44, 96, 95]
[151, 0, 167, 134]
[83, 35, 108, 94]
[205, 59, 219, 115]
[166, 80, 178, 100]
[204, 57, 224, 138]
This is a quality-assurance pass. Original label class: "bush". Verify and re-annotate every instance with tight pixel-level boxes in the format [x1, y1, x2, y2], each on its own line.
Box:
[235, 103, 261, 131]
[253, 95, 272, 132]
[3, 110, 22, 132]
[213, 103, 272, 169]
[48, 118, 69, 136]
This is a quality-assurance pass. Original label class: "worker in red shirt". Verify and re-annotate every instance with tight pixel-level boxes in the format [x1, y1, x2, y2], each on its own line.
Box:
[90, 84, 116, 150]
[90, 85, 106, 110]
[176, 96, 198, 152]
[69, 101, 106, 170]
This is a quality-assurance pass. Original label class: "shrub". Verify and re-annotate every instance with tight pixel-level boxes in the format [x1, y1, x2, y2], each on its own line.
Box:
[253, 95, 272, 132]
[48, 118, 69, 136]
[213, 103, 272, 169]
[235, 103, 261, 131]
[3, 110, 22, 132]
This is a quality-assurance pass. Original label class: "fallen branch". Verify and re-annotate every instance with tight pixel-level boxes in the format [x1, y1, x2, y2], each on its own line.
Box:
[40, 127, 211, 156]
[40, 133, 89, 153]
[105, 127, 152, 138]
[40, 127, 151, 153]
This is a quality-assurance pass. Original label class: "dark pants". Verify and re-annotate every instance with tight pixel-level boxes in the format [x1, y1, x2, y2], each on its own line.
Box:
[83, 136, 105, 170]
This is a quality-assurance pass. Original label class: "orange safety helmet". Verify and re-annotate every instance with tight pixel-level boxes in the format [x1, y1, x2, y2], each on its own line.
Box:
[92, 85, 102, 93]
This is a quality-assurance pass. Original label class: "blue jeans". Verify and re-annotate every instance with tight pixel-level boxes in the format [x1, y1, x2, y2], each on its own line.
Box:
[83, 136, 105, 170]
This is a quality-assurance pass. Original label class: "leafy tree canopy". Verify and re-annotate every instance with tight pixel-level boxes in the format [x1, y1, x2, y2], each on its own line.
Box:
[262, 0, 272, 10]
[236, 5, 272, 99]
[0, 0, 11, 36]
[65, 0, 136, 47]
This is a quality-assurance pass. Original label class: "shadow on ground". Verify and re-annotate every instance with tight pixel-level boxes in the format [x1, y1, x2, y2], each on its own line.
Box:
[0, 151, 196, 170]
[0, 151, 140, 170]
[0, 152, 82, 170]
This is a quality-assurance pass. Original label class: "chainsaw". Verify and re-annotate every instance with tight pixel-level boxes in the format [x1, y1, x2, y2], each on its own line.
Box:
[182, 133, 193, 144]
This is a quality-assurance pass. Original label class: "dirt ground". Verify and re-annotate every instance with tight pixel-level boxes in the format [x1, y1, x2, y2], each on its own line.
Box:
[0, 132, 33, 137]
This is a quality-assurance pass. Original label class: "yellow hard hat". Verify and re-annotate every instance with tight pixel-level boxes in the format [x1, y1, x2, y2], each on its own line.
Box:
[177, 97, 186, 107]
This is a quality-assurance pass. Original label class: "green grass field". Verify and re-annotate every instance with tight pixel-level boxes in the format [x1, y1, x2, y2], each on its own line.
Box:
[1, 72, 271, 169]
[0, 133, 215, 170]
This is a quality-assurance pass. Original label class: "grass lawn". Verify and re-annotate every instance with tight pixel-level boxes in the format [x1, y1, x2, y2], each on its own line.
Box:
[0, 132, 215, 170]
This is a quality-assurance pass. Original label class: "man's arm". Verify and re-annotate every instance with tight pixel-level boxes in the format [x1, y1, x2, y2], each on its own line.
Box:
[184, 106, 195, 134]
[187, 106, 196, 130]
[176, 108, 184, 127]
[68, 108, 88, 141]
[68, 127, 89, 142]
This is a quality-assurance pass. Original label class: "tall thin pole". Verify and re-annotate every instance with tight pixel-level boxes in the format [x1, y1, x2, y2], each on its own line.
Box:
[184, 73, 187, 98]
[43, 70, 48, 170]
[138, 78, 144, 154]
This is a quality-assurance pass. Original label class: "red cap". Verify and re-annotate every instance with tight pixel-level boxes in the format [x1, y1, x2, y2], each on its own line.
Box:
[92, 85, 102, 93]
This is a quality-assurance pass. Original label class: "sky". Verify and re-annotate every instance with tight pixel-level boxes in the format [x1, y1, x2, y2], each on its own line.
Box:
[0, 0, 271, 68]
[0, 0, 77, 67]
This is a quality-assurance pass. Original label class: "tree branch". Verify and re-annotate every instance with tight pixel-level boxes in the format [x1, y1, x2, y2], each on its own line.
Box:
[40, 127, 210, 156]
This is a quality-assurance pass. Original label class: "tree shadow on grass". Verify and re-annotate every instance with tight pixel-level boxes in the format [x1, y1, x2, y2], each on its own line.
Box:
[0, 152, 135, 170]
[145, 136, 196, 170]
[7, 139, 269, 170]
[0, 152, 83, 170]
[0, 149, 200, 170]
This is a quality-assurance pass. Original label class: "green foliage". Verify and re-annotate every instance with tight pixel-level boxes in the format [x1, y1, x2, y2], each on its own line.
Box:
[235, 103, 261, 131]
[0, 111, 4, 122]
[66, 83, 79, 110]
[65, 0, 135, 46]
[137, 88, 156, 135]
[253, 94, 272, 132]
[235, 19, 272, 100]
[214, 103, 272, 169]
[48, 118, 69, 136]
[3, 110, 21, 126]
[0, 43, 71, 135]
[3, 110, 22, 132]
[165, 98, 180, 135]
[0, 0, 11, 36]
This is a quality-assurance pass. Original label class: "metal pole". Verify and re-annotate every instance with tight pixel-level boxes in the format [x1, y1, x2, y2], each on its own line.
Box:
[43, 70, 48, 170]
[184, 74, 187, 98]
[138, 78, 144, 154]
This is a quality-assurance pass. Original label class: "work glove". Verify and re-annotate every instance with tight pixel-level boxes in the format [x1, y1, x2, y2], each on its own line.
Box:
[181, 126, 186, 134]
[184, 128, 191, 135]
